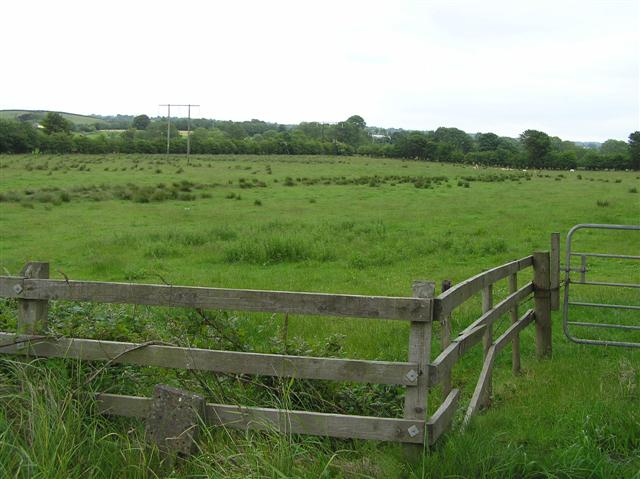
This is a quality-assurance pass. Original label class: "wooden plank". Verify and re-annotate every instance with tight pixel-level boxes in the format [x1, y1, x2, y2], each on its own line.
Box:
[494, 309, 535, 353]
[426, 388, 460, 446]
[481, 284, 493, 357]
[0, 333, 416, 386]
[404, 281, 434, 451]
[428, 325, 485, 386]
[459, 282, 534, 337]
[533, 252, 552, 358]
[509, 273, 521, 374]
[464, 310, 535, 425]
[96, 393, 425, 444]
[464, 346, 496, 425]
[433, 256, 534, 320]
[0, 277, 431, 322]
[440, 280, 453, 397]
[480, 284, 493, 408]
[17, 263, 49, 334]
[550, 233, 560, 311]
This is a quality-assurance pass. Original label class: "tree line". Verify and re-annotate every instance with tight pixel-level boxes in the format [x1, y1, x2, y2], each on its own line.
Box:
[0, 112, 638, 170]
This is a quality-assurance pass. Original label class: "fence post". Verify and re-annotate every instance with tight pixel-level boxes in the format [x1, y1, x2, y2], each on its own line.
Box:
[509, 273, 521, 374]
[440, 280, 452, 397]
[533, 252, 552, 358]
[480, 284, 493, 407]
[404, 280, 434, 458]
[550, 233, 560, 311]
[17, 262, 49, 334]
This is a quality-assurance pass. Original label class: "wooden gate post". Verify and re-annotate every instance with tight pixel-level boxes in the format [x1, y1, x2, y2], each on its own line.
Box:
[404, 280, 435, 458]
[17, 262, 49, 334]
[533, 252, 552, 358]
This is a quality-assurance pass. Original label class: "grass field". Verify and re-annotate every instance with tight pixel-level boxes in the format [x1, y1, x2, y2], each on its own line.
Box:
[0, 153, 639, 478]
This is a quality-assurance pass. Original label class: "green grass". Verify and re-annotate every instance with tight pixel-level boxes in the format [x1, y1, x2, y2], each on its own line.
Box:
[0, 153, 639, 478]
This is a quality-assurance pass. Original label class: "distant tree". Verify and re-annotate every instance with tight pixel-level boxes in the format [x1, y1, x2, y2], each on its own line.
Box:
[600, 139, 629, 156]
[296, 122, 324, 140]
[144, 119, 179, 139]
[392, 131, 430, 159]
[346, 115, 366, 130]
[41, 112, 72, 135]
[628, 131, 640, 170]
[132, 114, 151, 130]
[335, 115, 367, 147]
[433, 127, 473, 153]
[476, 132, 500, 152]
[520, 129, 551, 168]
[0, 120, 39, 153]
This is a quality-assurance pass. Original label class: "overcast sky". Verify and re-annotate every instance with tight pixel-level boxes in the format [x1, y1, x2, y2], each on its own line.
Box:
[2, 0, 638, 141]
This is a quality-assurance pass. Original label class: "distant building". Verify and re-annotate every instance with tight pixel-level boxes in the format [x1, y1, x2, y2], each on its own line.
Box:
[371, 133, 391, 142]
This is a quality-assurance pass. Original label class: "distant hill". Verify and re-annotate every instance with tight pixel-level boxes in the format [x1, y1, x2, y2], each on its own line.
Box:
[0, 109, 102, 125]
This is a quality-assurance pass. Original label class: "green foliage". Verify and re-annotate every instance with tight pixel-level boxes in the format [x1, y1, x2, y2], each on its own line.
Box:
[629, 131, 640, 170]
[41, 111, 72, 135]
[132, 114, 150, 130]
[600, 138, 629, 156]
[0, 119, 38, 153]
[0, 114, 636, 170]
[520, 129, 551, 168]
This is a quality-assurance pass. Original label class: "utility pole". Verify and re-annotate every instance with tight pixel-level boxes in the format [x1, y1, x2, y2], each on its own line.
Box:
[160, 104, 171, 155]
[159, 104, 199, 158]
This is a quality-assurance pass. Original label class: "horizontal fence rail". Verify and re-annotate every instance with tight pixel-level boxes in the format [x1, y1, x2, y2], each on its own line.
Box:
[96, 393, 425, 444]
[0, 333, 418, 386]
[459, 282, 534, 337]
[0, 277, 431, 322]
[433, 256, 533, 321]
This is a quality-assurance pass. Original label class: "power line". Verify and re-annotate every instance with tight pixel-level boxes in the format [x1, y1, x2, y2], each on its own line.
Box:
[159, 104, 200, 157]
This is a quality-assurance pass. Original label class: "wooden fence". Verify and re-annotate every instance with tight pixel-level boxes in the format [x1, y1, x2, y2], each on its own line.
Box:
[0, 236, 560, 449]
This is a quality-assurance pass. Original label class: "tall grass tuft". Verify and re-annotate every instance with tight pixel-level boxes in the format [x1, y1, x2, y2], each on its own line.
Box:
[224, 236, 316, 264]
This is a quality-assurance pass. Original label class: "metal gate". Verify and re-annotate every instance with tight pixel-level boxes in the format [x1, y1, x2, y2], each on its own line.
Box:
[563, 223, 640, 348]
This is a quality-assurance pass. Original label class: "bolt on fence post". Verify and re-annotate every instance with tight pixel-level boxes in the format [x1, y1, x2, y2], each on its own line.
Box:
[17, 262, 49, 335]
[533, 252, 552, 358]
[404, 280, 434, 459]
